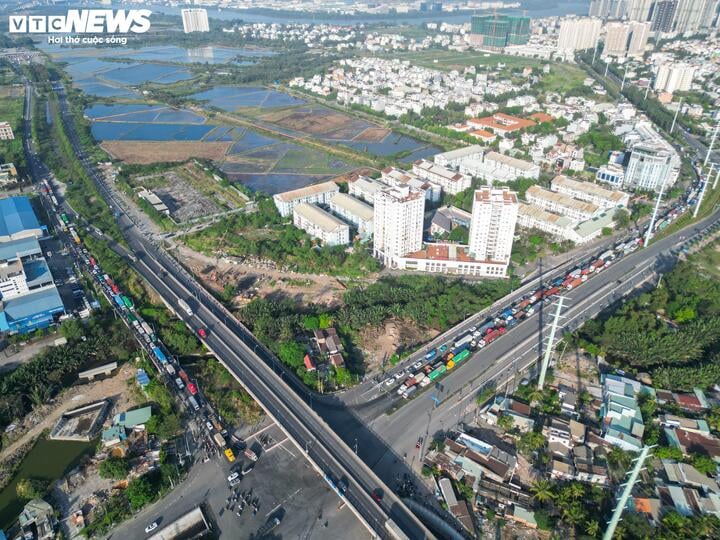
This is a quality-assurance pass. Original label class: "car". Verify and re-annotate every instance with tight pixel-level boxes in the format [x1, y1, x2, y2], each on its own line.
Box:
[416, 437, 423, 449]
[383, 377, 394, 386]
[438, 344, 448, 353]
[371, 489, 384, 504]
[145, 522, 158, 534]
[393, 371, 405, 381]
[469, 326, 477, 333]
[227, 472, 240, 483]
[197, 328, 207, 339]
[412, 361, 423, 370]
[205, 421, 214, 431]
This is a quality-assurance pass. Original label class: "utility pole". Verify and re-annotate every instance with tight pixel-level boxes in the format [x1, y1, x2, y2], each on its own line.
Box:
[537, 296, 566, 391]
[592, 41, 599, 64]
[604, 59, 610, 78]
[644, 77, 652, 100]
[694, 163, 714, 218]
[670, 98, 683, 134]
[713, 164, 720, 190]
[620, 65, 628, 91]
[703, 122, 720, 168]
[645, 174, 668, 247]
[603, 446, 654, 540]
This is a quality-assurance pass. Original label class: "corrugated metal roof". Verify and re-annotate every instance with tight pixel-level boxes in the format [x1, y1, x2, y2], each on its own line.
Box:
[0, 286, 64, 323]
[0, 196, 41, 239]
[0, 236, 41, 262]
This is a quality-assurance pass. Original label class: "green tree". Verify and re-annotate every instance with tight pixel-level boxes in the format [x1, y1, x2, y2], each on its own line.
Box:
[518, 431, 546, 456]
[126, 475, 155, 510]
[586, 519, 600, 538]
[529, 478, 555, 504]
[60, 318, 84, 341]
[16, 478, 49, 500]
[613, 208, 631, 229]
[98, 456, 130, 480]
[692, 454, 717, 475]
[333, 366, 353, 387]
[302, 315, 319, 330]
[277, 341, 306, 369]
[497, 413, 515, 432]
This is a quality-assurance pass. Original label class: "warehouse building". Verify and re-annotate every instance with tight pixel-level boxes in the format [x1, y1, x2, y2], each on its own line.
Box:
[0, 196, 45, 242]
[328, 193, 374, 239]
[293, 202, 350, 246]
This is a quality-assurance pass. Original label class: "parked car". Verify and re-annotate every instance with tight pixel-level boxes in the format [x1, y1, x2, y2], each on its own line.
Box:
[145, 522, 158, 534]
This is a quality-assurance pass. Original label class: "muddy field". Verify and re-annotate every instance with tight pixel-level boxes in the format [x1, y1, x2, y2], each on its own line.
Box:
[358, 319, 438, 373]
[263, 107, 349, 136]
[355, 126, 391, 143]
[101, 141, 231, 164]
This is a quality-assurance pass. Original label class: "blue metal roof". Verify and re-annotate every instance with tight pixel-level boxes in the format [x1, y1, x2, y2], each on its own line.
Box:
[0, 236, 41, 263]
[0, 197, 41, 239]
[0, 286, 65, 331]
[23, 259, 53, 288]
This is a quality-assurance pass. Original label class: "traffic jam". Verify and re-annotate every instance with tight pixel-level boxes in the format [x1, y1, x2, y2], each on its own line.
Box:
[381, 176, 706, 401]
[37, 178, 240, 463]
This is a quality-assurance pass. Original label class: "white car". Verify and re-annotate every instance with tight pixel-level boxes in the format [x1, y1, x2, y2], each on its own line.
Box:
[393, 371, 405, 381]
[205, 421, 213, 431]
[383, 377, 395, 386]
[396, 384, 408, 396]
[145, 522, 158, 534]
[412, 361, 423, 370]
[227, 472, 240, 483]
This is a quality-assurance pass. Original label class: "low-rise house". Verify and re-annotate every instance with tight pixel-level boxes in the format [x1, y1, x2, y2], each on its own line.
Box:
[544, 418, 573, 450]
[665, 427, 720, 462]
[660, 414, 711, 435]
[484, 396, 534, 432]
[429, 206, 472, 237]
[18, 498, 56, 540]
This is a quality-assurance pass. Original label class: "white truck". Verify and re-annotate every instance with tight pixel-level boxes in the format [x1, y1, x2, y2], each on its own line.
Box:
[178, 299, 193, 316]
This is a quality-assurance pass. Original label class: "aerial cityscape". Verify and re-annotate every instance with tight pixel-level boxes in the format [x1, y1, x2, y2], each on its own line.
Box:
[0, 0, 720, 539]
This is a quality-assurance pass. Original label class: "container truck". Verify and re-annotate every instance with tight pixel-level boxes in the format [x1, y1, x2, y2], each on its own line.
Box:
[500, 308, 514, 321]
[543, 287, 560, 299]
[515, 298, 531, 311]
[121, 296, 134, 309]
[140, 322, 153, 336]
[599, 250, 614, 261]
[178, 299, 193, 316]
[454, 349, 470, 364]
[566, 277, 584, 290]
[452, 342, 470, 357]
[478, 320, 495, 335]
[113, 295, 125, 308]
[403, 386, 417, 399]
[529, 290, 543, 303]
[453, 333, 473, 349]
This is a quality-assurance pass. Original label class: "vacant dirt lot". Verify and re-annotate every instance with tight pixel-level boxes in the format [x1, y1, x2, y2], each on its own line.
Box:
[269, 108, 348, 136]
[355, 126, 391, 143]
[359, 318, 438, 373]
[101, 141, 231, 164]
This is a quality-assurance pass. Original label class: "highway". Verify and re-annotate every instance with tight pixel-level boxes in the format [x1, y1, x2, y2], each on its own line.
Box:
[43, 73, 720, 539]
[48, 83, 437, 540]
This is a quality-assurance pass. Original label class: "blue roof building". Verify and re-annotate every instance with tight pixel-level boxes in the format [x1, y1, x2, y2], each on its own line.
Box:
[0, 236, 41, 263]
[0, 197, 44, 242]
[0, 286, 65, 334]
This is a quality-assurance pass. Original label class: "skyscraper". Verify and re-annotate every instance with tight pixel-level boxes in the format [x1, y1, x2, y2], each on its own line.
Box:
[654, 62, 696, 93]
[557, 17, 603, 53]
[673, 0, 712, 33]
[372, 186, 425, 268]
[181, 8, 210, 33]
[603, 22, 631, 56]
[590, 0, 630, 18]
[470, 14, 530, 50]
[627, 21, 651, 56]
[627, 0, 655, 20]
[468, 187, 518, 266]
[650, 0, 678, 32]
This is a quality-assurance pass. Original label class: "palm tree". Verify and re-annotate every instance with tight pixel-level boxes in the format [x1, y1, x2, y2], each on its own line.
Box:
[586, 519, 600, 538]
[562, 504, 585, 527]
[530, 479, 555, 504]
[567, 481, 584, 500]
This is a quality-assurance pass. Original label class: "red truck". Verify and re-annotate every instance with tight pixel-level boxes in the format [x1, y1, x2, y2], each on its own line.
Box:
[566, 277, 584, 290]
[515, 298, 531, 311]
[187, 382, 198, 396]
[529, 289, 543, 303]
[484, 326, 506, 344]
[178, 369, 190, 384]
[543, 286, 560, 298]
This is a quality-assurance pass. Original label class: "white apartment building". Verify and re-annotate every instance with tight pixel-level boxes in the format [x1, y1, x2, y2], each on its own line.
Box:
[557, 17, 602, 53]
[380, 167, 441, 202]
[526, 185, 601, 222]
[348, 176, 385, 204]
[373, 186, 425, 268]
[603, 22, 630, 57]
[0, 121, 14, 140]
[476, 152, 541, 184]
[181, 9, 210, 33]
[412, 159, 471, 195]
[328, 193, 374, 238]
[627, 21, 651, 57]
[517, 203, 617, 244]
[434, 145, 486, 171]
[551, 175, 630, 210]
[292, 203, 350, 246]
[654, 62, 696, 94]
[273, 181, 340, 217]
[468, 187, 518, 270]
[395, 244, 509, 277]
[596, 163, 625, 187]
[622, 123, 680, 192]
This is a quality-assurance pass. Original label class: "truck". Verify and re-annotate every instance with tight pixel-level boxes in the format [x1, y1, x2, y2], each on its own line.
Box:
[178, 369, 190, 384]
[599, 250, 615, 262]
[121, 296, 134, 310]
[403, 385, 418, 399]
[224, 448, 236, 462]
[140, 322, 153, 336]
[178, 299, 193, 316]
[566, 277, 584, 290]
[453, 333, 473, 349]
[484, 326, 506, 344]
[187, 382, 198, 396]
[113, 295, 125, 309]
[454, 349, 470, 364]
[515, 298, 531, 312]
[428, 365, 446, 381]
[528, 290, 543, 303]
[500, 308, 514, 321]
[175, 377, 184, 390]
[478, 320, 495, 335]
[452, 342, 470, 357]
[414, 373, 426, 384]
[152, 346, 168, 363]
[188, 395, 200, 411]
[213, 432, 226, 448]
[543, 287, 560, 299]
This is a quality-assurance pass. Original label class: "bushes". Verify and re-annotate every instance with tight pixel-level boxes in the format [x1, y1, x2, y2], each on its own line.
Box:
[98, 457, 130, 480]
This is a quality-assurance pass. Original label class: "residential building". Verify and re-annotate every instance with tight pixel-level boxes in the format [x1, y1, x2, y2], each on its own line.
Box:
[604, 22, 631, 56]
[0, 121, 14, 140]
[468, 187, 518, 268]
[628, 0, 655, 22]
[470, 14, 530, 50]
[557, 17, 602, 53]
[0, 162, 17, 186]
[381, 167, 441, 202]
[373, 186, 425, 267]
[396, 244, 510, 277]
[516, 203, 617, 244]
[292, 203, 350, 246]
[181, 8, 210, 33]
[551, 175, 630, 209]
[628, 21, 652, 56]
[412, 159, 471, 195]
[625, 143, 677, 191]
[434, 145, 486, 171]
[660, 414, 711, 435]
[526, 185, 601, 221]
[665, 427, 720, 461]
[600, 374, 651, 451]
[348, 175, 385, 204]
[673, 0, 715, 34]
[273, 181, 340, 217]
[654, 62, 696, 94]
[328, 193, 374, 238]
[0, 237, 53, 300]
[651, 0, 679, 33]
[590, 0, 629, 18]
